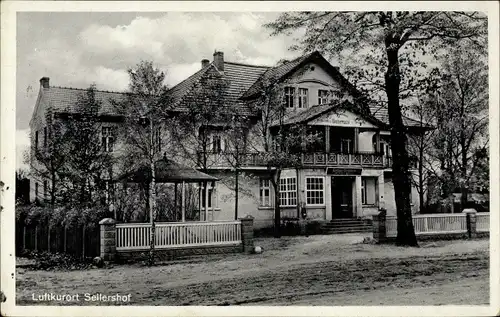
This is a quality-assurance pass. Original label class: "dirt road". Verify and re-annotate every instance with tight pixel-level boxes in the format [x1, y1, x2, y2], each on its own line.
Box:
[16, 235, 489, 306]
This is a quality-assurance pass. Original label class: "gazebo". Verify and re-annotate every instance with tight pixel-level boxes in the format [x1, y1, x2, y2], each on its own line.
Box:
[117, 157, 219, 222]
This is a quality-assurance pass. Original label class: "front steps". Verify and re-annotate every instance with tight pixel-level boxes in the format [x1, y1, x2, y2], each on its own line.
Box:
[321, 218, 373, 234]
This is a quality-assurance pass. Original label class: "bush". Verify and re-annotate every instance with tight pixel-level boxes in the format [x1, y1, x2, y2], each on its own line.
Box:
[305, 221, 322, 235]
[21, 250, 93, 271]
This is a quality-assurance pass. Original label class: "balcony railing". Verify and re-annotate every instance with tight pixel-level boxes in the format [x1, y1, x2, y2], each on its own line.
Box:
[197, 151, 406, 169]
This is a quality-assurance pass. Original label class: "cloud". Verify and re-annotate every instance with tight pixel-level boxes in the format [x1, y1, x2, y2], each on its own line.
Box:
[16, 129, 30, 171]
[16, 12, 297, 132]
[79, 12, 295, 67]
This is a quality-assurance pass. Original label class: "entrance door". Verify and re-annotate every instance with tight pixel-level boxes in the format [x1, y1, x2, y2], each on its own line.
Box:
[331, 177, 353, 218]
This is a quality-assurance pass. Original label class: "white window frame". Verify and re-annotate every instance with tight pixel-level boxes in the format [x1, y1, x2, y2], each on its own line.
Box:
[43, 180, 48, 201]
[318, 89, 329, 105]
[340, 138, 352, 154]
[211, 133, 223, 154]
[284, 87, 296, 108]
[305, 176, 325, 206]
[102, 127, 114, 152]
[259, 178, 271, 207]
[201, 183, 217, 209]
[279, 177, 297, 207]
[361, 178, 367, 205]
[298, 88, 308, 108]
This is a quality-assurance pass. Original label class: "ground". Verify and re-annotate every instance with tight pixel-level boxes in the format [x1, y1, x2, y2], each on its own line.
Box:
[16, 235, 489, 306]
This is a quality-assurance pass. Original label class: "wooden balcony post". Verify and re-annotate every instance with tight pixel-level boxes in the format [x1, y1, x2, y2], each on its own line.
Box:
[378, 173, 385, 209]
[375, 130, 381, 153]
[354, 127, 359, 153]
[325, 126, 330, 153]
[181, 181, 186, 222]
[204, 181, 209, 222]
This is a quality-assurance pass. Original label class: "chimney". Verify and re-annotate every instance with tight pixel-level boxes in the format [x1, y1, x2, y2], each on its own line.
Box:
[40, 77, 50, 88]
[213, 51, 224, 72]
[201, 59, 210, 69]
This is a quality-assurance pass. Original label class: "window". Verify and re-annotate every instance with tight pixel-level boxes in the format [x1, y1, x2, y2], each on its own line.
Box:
[212, 134, 222, 154]
[43, 127, 47, 148]
[43, 180, 48, 201]
[35, 131, 39, 150]
[362, 178, 376, 205]
[340, 138, 352, 153]
[259, 178, 271, 207]
[102, 127, 114, 152]
[318, 89, 329, 105]
[285, 87, 296, 108]
[306, 177, 324, 205]
[154, 126, 162, 153]
[279, 177, 297, 207]
[201, 183, 216, 208]
[102, 180, 114, 205]
[298, 88, 308, 108]
[361, 179, 366, 205]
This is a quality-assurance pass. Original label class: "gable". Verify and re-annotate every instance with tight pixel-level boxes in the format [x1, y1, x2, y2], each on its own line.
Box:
[308, 109, 378, 128]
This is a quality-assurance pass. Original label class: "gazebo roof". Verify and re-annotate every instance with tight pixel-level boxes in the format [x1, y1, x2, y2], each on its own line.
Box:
[118, 158, 219, 183]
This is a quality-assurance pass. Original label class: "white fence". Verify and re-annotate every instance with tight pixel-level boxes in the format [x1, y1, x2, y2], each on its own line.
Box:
[476, 213, 490, 232]
[116, 221, 242, 251]
[386, 213, 469, 238]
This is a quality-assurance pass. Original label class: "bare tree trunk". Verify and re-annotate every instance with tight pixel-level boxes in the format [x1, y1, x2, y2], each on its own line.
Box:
[148, 119, 157, 267]
[234, 167, 239, 220]
[271, 169, 282, 238]
[384, 42, 417, 246]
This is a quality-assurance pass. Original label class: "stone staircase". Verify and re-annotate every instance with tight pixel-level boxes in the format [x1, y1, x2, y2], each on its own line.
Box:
[321, 218, 373, 234]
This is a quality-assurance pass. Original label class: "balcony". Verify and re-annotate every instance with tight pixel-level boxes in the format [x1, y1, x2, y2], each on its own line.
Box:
[197, 151, 403, 169]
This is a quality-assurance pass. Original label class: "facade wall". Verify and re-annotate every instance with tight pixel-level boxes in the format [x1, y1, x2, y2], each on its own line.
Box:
[383, 175, 420, 217]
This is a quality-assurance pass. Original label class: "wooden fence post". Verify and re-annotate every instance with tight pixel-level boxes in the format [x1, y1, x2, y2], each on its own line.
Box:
[22, 226, 26, 250]
[47, 225, 51, 253]
[34, 226, 38, 251]
[372, 209, 387, 243]
[82, 226, 86, 259]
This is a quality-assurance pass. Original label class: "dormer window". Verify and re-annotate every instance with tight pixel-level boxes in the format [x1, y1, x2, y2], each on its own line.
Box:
[102, 127, 114, 152]
[298, 88, 308, 108]
[284, 87, 295, 108]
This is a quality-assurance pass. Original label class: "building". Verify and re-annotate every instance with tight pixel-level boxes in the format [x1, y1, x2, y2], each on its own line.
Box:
[29, 50, 426, 229]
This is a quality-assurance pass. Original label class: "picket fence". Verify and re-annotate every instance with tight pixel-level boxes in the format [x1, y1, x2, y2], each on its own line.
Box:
[115, 221, 242, 251]
[386, 213, 489, 237]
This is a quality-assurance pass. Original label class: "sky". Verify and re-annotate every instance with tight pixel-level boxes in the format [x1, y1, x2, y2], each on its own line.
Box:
[16, 12, 299, 170]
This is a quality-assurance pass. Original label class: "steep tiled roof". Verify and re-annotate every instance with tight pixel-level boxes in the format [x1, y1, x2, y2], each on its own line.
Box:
[242, 52, 316, 99]
[168, 65, 215, 108]
[44, 86, 128, 115]
[369, 104, 432, 128]
[169, 61, 269, 116]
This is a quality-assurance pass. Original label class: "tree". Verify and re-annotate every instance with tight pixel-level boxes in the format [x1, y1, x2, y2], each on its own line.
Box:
[113, 61, 170, 266]
[266, 11, 487, 246]
[407, 94, 436, 213]
[427, 46, 488, 210]
[223, 115, 252, 220]
[62, 85, 114, 207]
[27, 107, 70, 207]
[248, 75, 319, 238]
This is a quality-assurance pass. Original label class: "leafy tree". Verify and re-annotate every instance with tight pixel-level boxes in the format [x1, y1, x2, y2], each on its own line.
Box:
[248, 75, 319, 238]
[266, 11, 487, 245]
[112, 60, 171, 266]
[62, 85, 114, 207]
[407, 94, 436, 213]
[426, 46, 488, 209]
[27, 107, 70, 207]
